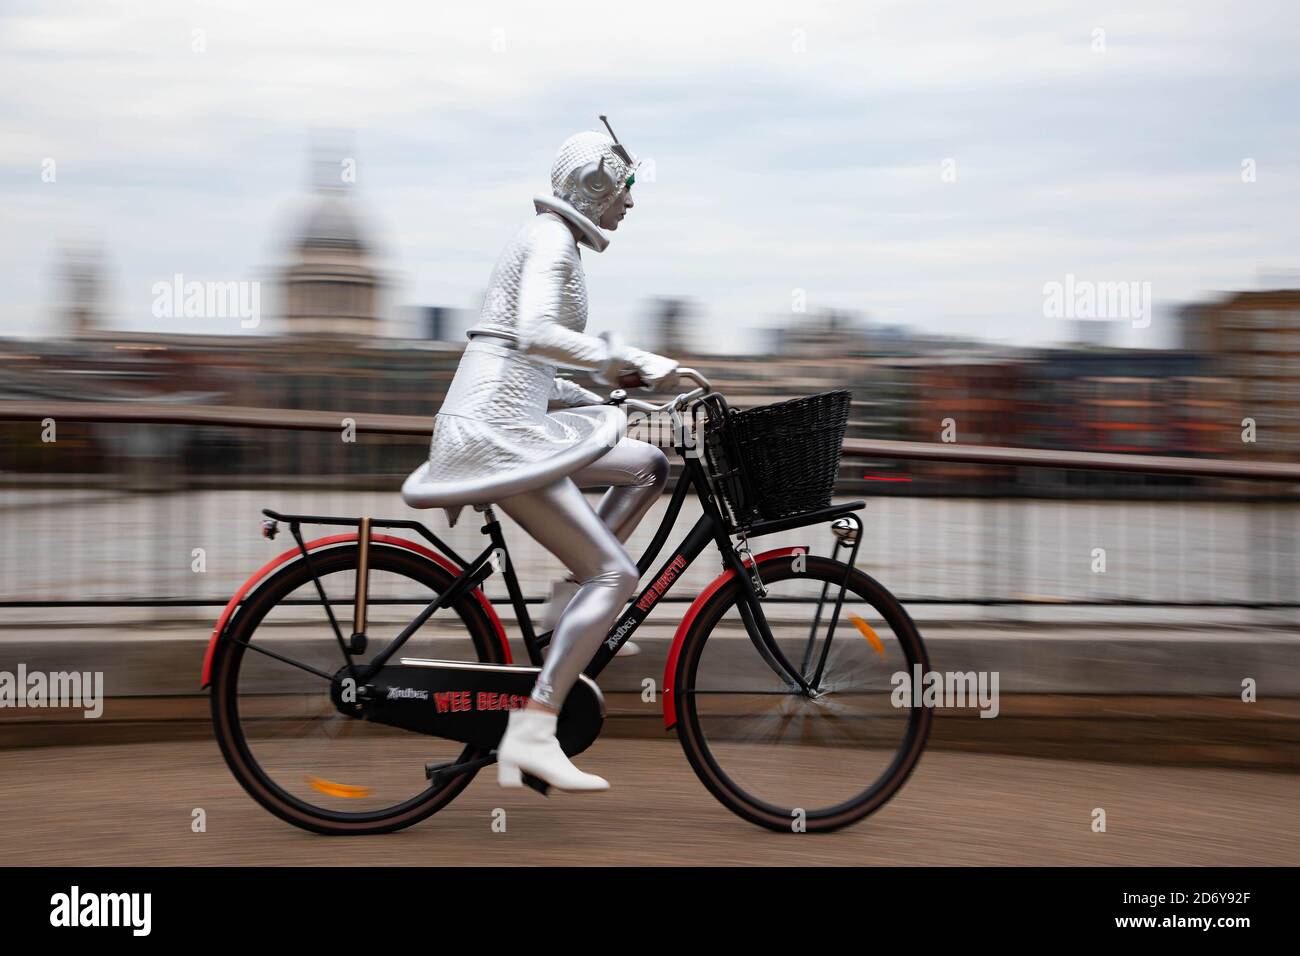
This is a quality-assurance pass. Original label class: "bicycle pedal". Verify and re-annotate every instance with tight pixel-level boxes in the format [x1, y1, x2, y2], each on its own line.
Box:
[521, 772, 550, 797]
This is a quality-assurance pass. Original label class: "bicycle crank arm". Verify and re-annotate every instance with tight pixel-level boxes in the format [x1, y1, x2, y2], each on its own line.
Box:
[521, 772, 550, 797]
[425, 752, 497, 784]
[425, 752, 549, 797]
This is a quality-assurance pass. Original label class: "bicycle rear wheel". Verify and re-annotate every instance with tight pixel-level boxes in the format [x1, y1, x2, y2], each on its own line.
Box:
[210, 543, 505, 835]
[673, 554, 930, 832]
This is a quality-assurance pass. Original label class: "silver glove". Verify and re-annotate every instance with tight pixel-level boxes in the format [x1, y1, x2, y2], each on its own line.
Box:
[549, 376, 604, 408]
[620, 345, 679, 390]
[591, 332, 678, 390]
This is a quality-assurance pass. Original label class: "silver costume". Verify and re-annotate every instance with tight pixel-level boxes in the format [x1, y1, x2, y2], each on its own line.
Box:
[403, 122, 674, 709]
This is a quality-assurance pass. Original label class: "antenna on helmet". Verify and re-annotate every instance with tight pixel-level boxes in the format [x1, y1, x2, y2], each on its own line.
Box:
[598, 114, 634, 166]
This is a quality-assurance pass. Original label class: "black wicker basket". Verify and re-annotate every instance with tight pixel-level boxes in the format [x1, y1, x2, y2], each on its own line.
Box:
[702, 390, 851, 531]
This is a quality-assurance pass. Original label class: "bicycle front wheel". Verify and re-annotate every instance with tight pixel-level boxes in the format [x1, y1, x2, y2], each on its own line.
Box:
[673, 554, 931, 833]
[210, 543, 505, 835]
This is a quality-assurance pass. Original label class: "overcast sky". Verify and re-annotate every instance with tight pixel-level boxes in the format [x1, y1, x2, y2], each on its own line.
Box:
[2, 0, 1298, 351]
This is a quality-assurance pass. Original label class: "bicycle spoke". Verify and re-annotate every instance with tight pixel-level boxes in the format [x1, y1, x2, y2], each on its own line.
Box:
[242, 696, 341, 751]
[230, 638, 336, 682]
[685, 688, 801, 696]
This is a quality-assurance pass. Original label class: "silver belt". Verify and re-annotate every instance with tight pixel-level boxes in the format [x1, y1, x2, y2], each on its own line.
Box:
[467, 333, 515, 349]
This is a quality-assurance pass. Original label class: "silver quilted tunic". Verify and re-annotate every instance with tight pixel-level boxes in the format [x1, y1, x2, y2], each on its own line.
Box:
[402, 335, 624, 509]
[404, 215, 631, 512]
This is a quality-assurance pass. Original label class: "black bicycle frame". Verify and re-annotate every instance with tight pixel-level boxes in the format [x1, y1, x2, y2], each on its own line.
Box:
[493, 444, 828, 691]
[578, 452, 813, 689]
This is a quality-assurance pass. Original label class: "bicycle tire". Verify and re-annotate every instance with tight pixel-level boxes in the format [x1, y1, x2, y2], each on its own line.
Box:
[673, 553, 931, 833]
[210, 543, 504, 835]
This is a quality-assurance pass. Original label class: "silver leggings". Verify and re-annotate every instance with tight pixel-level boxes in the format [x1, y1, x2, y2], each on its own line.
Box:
[497, 437, 669, 708]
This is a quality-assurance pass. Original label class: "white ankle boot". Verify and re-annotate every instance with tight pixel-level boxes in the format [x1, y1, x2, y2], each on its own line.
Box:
[496, 708, 609, 792]
[539, 579, 640, 657]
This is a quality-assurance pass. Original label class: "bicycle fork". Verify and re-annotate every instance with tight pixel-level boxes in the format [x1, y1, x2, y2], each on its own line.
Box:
[802, 513, 863, 690]
[725, 512, 865, 696]
[716, 529, 815, 696]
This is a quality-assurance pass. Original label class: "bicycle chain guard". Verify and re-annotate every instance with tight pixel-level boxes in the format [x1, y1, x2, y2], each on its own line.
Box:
[336, 660, 605, 757]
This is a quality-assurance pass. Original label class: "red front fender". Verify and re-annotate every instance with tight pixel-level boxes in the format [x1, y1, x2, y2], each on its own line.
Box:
[661, 546, 806, 729]
[200, 533, 509, 688]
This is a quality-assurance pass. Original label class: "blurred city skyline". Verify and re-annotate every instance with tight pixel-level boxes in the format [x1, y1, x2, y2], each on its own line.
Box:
[3, 0, 1299, 350]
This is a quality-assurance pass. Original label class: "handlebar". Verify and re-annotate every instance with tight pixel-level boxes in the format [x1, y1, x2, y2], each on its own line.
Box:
[607, 367, 712, 415]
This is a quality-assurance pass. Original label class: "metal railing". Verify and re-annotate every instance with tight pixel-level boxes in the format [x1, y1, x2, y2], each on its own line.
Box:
[2, 400, 1298, 617]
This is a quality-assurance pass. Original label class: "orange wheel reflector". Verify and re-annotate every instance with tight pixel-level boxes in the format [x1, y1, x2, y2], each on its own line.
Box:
[308, 777, 371, 799]
[849, 614, 886, 658]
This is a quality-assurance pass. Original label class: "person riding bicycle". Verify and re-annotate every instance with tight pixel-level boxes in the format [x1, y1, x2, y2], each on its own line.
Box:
[404, 118, 676, 792]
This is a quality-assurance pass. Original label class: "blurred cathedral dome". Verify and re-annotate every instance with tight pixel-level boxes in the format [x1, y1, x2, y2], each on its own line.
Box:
[281, 141, 383, 338]
[298, 192, 367, 253]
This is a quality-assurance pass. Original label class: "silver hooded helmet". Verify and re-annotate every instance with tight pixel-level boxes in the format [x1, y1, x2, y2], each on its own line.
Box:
[549, 116, 638, 224]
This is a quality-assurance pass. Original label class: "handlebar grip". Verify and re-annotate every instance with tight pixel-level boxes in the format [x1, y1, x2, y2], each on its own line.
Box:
[616, 369, 646, 389]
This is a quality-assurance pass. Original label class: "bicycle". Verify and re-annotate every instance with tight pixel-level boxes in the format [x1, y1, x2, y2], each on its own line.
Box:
[203, 369, 931, 834]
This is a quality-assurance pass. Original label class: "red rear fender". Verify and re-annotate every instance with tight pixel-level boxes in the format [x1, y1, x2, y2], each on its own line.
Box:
[199, 533, 509, 687]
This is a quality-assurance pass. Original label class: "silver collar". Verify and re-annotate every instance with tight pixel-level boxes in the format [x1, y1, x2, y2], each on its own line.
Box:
[533, 194, 609, 252]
